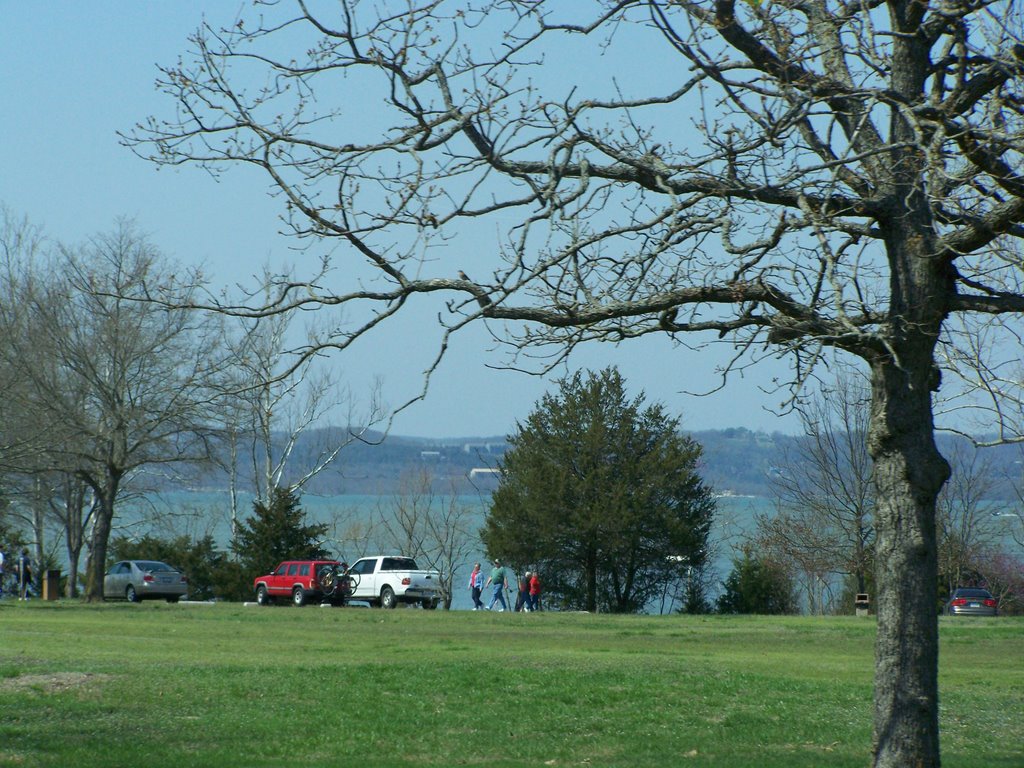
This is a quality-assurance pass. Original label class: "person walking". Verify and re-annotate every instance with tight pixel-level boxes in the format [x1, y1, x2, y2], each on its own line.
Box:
[16, 548, 32, 601]
[468, 562, 485, 610]
[484, 559, 510, 611]
[529, 570, 542, 612]
[516, 572, 531, 612]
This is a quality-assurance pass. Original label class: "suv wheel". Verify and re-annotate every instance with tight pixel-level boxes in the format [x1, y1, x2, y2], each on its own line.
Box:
[292, 587, 307, 607]
[256, 585, 272, 606]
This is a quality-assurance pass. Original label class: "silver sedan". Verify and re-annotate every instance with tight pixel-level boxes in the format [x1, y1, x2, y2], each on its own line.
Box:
[103, 560, 188, 603]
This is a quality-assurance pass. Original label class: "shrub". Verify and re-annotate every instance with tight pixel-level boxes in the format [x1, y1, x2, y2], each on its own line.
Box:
[717, 549, 798, 615]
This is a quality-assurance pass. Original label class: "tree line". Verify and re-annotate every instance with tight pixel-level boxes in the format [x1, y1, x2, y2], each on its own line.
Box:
[0, 209, 379, 601]
[19, 357, 1012, 623]
[735, 367, 1024, 617]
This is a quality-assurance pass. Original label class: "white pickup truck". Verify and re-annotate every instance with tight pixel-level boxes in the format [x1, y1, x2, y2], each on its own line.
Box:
[347, 556, 442, 609]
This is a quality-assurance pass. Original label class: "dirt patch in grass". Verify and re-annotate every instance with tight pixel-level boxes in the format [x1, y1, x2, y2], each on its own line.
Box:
[0, 672, 111, 695]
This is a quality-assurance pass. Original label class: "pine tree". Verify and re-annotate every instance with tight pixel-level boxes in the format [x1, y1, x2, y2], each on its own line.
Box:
[483, 367, 714, 613]
[717, 549, 797, 615]
[231, 486, 329, 576]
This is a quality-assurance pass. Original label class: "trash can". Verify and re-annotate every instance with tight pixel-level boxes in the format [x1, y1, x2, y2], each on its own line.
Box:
[42, 570, 61, 601]
[855, 593, 870, 617]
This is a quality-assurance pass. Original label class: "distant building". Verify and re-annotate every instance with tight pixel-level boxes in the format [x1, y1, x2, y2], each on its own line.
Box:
[462, 442, 504, 454]
[420, 451, 444, 461]
[468, 468, 501, 483]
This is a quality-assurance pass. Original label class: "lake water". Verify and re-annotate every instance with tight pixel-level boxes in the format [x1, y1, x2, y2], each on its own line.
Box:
[95, 490, 1024, 611]
[116, 490, 772, 612]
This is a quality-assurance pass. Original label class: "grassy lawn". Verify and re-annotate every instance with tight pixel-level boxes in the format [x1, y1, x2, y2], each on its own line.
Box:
[0, 602, 1020, 767]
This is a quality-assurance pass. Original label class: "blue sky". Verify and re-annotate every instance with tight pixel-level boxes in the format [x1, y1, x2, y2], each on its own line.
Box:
[0, 3, 801, 438]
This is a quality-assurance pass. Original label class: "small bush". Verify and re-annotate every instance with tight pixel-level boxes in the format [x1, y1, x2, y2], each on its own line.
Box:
[717, 549, 798, 615]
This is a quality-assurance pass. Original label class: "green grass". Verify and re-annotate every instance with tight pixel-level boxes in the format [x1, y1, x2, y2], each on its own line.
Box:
[0, 602, 1021, 767]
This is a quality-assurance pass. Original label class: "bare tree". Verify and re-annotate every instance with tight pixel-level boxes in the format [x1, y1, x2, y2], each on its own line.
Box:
[1003, 452, 1024, 552]
[763, 370, 1003, 614]
[1, 467, 102, 599]
[0, 477, 62, 594]
[219, 269, 383, 526]
[376, 468, 479, 609]
[759, 367, 875, 613]
[936, 442, 1005, 596]
[1, 208, 94, 594]
[325, 514, 376, 564]
[0, 207, 51, 474]
[978, 549, 1024, 613]
[129, 4, 1024, 765]
[0, 219, 225, 600]
[44, 473, 94, 598]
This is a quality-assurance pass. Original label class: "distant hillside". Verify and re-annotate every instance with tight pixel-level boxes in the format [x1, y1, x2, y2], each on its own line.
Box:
[690, 428, 789, 497]
[182, 429, 511, 496]
[174, 426, 1024, 500]
[693, 427, 1024, 500]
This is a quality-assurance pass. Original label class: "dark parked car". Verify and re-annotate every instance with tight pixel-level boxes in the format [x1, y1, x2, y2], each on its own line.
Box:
[944, 588, 998, 616]
[103, 560, 188, 603]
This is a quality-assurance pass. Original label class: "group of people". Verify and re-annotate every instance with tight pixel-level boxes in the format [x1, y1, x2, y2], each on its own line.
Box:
[0, 548, 34, 600]
[468, 560, 541, 612]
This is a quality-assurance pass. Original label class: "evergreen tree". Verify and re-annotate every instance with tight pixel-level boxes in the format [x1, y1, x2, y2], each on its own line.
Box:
[231, 486, 329, 576]
[483, 367, 714, 613]
[679, 562, 714, 615]
[717, 549, 797, 615]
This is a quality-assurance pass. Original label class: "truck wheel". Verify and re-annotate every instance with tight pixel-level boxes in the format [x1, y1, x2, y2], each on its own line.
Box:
[292, 587, 307, 607]
[380, 585, 397, 609]
[256, 585, 272, 606]
[423, 599, 438, 610]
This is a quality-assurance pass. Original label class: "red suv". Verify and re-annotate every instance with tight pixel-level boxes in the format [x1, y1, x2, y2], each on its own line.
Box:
[253, 560, 350, 607]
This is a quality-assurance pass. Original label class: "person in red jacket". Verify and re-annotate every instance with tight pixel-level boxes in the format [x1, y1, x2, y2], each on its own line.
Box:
[528, 571, 542, 612]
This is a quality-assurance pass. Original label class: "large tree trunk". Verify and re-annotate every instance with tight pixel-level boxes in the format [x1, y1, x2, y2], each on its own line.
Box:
[868, 356, 949, 768]
[65, 548, 81, 598]
[65, 514, 84, 598]
[84, 495, 114, 602]
[83, 471, 122, 602]
[61, 481, 89, 598]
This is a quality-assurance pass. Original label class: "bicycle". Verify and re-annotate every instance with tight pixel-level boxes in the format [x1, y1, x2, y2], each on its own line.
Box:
[317, 564, 359, 605]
